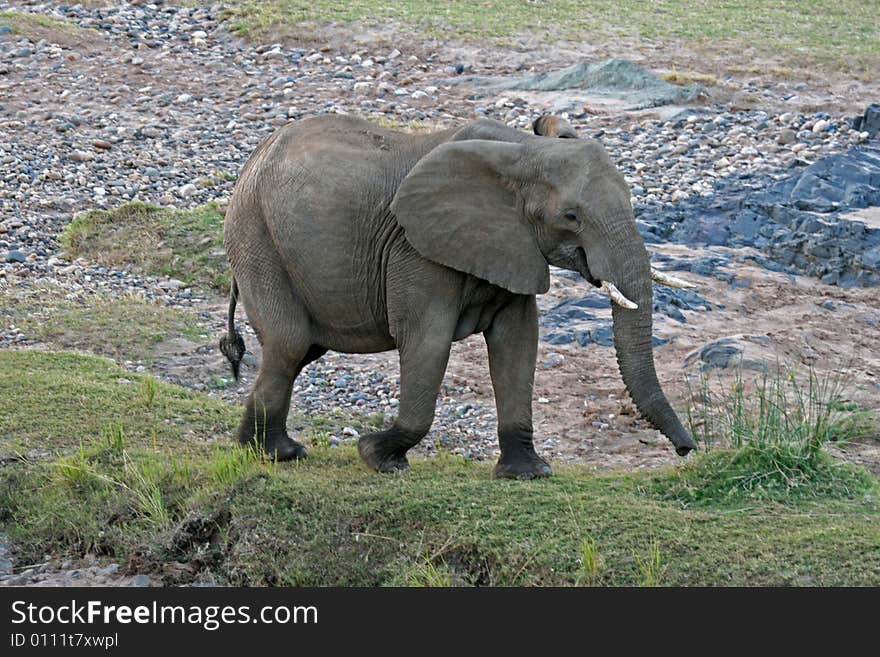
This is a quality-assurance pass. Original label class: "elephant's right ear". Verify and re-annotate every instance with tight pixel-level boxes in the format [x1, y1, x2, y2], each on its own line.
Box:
[390, 140, 549, 296]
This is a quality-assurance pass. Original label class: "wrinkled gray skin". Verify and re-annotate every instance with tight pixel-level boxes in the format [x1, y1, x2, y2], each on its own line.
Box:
[221, 114, 697, 479]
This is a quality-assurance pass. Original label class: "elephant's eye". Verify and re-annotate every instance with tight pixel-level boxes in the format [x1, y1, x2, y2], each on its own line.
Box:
[563, 212, 579, 225]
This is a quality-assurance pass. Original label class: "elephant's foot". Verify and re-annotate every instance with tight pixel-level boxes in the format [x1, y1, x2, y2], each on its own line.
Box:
[493, 451, 553, 480]
[240, 432, 308, 462]
[493, 430, 552, 480]
[358, 427, 420, 473]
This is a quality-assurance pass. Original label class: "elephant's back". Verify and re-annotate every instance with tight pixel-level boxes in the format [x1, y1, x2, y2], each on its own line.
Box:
[251, 115, 450, 225]
[226, 116, 452, 347]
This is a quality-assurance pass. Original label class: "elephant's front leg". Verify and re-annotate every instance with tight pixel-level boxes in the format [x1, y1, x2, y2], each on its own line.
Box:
[484, 295, 552, 479]
[358, 329, 454, 473]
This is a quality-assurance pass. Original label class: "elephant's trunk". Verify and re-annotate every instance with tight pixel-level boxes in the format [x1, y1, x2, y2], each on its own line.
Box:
[590, 238, 697, 456]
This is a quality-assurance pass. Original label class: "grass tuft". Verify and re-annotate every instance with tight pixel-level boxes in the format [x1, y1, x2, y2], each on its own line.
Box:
[0, 10, 80, 33]
[53, 442, 100, 489]
[208, 445, 267, 487]
[654, 366, 879, 506]
[655, 446, 875, 508]
[123, 453, 171, 527]
[576, 535, 601, 586]
[406, 560, 453, 587]
[103, 423, 126, 452]
[636, 539, 665, 587]
[140, 376, 159, 409]
[1, 284, 204, 363]
[61, 201, 230, 294]
[685, 366, 866, 451]
[661, 67, 719, 86]
[368, 116, 444, 133]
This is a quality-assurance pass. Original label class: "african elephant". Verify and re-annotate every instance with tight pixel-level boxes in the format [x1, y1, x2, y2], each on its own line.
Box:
[220, 113, 698, 479]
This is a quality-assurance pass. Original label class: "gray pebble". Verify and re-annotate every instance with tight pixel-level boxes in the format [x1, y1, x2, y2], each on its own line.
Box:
[778, 128, 797, 145]
[129, 574, 151, 587]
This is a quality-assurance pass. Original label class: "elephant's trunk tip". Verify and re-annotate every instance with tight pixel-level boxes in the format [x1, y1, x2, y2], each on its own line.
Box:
[219, 277, 246, 380]
[671, 423, 698, 456]
[661, 417, 698, 457]
[675, 440, 697, 457]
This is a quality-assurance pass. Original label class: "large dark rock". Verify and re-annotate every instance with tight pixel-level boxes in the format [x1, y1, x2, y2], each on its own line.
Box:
[683, 335, 771, 372]
[638, 143, 880, 286]
[852, 104, 880, 139]
[541, 297, 613, 347]
[652, 286, 713, 322]
[539, 292, 688, 348]
[543, 323, 668, 348]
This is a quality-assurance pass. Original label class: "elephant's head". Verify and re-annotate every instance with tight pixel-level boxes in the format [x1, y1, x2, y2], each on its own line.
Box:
[390, 129, 697, 456]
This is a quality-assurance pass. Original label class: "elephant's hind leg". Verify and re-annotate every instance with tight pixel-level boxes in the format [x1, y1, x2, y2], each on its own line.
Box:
[239, 342, 326, 461]
[234, 254, 327, 460]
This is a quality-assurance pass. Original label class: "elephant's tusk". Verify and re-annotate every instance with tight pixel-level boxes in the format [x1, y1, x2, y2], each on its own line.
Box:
[601, 281, 638, 310]
[651, 268, 697, 289]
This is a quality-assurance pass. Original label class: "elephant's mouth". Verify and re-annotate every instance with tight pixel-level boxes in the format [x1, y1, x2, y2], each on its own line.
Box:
[575, 247, 600, 288]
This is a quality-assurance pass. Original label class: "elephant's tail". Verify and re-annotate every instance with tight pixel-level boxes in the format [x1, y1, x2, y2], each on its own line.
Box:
[219, 276, 246, 380]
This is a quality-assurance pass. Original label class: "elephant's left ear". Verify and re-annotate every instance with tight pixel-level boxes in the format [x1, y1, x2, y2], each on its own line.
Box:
[390, 139, 549, 295]
[533, 115, 578, 139]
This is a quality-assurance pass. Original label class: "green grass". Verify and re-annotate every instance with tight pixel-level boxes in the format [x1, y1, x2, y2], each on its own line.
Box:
[576, 535, 601, 586]
[636, 539, 665, 587]
[656, 366, 880, 507]
[0, 350, 237, 455]
[61, 202, 229, 294]
[1, 284, 204, 363]
[220, 0, 880, 77]
[0, 10, 80, 34]
[1, 350, 878, 586]
[654, 447, 876, 508]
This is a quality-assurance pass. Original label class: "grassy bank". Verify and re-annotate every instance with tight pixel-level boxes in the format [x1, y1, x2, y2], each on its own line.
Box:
[2, 350, 878, 586]
[0, 10, 79, 34]
[220, 0, 880, 76]
[0, 351, 237, 455]
[61, 202, 229, 294]
[1, 284, 205, 363]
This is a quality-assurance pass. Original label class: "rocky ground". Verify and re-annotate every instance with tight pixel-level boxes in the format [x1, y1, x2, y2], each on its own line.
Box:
[2, 2, 879, 585]
[0, 532, 153, 585]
